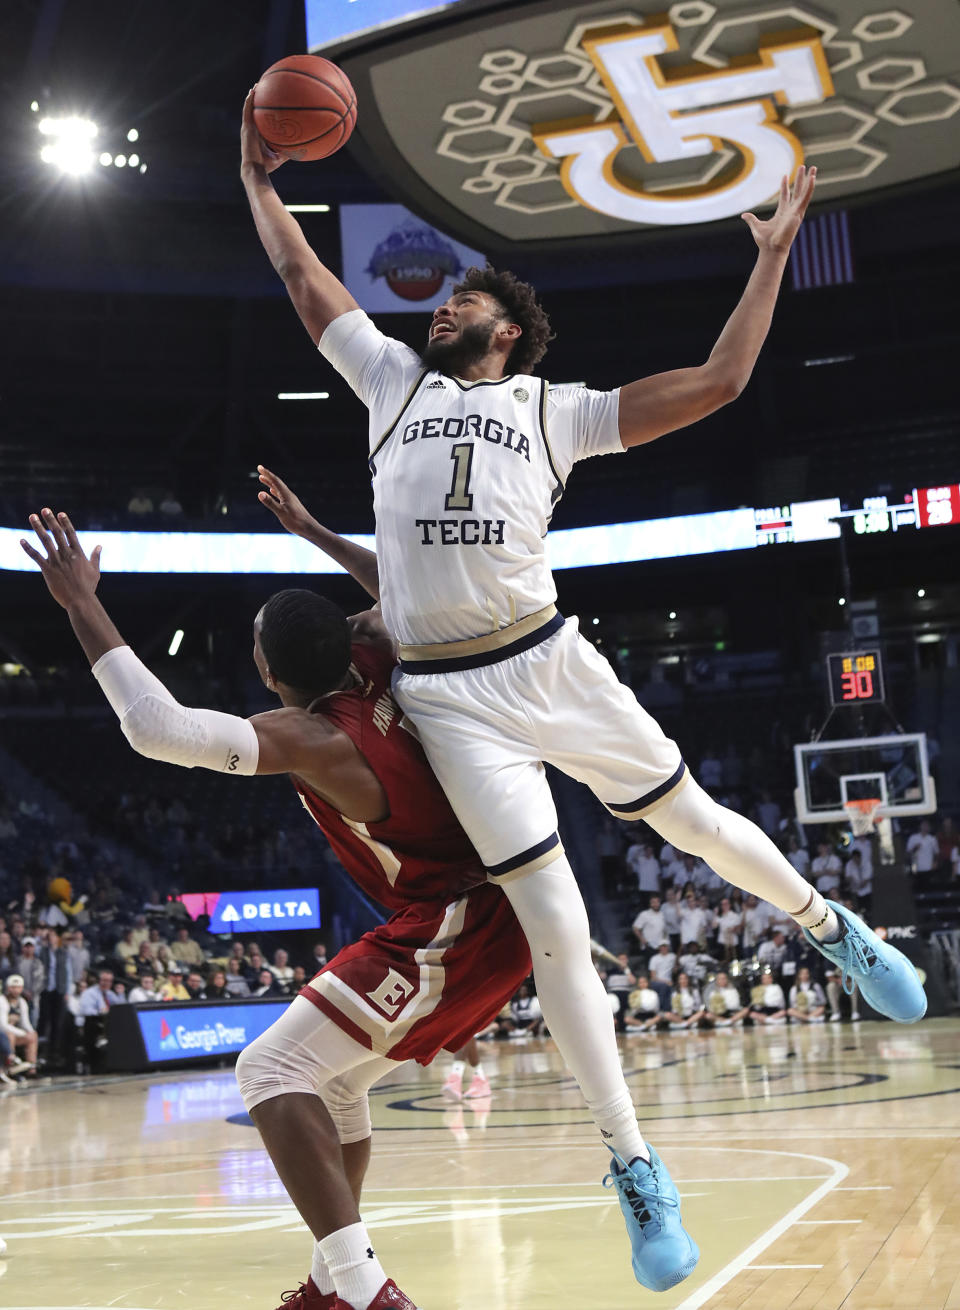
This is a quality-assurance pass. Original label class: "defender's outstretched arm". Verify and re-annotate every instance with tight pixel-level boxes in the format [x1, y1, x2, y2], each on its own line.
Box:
[240, 90, 357, 344]
[258, 464, 381, 603]
[618, 166, 816, 449]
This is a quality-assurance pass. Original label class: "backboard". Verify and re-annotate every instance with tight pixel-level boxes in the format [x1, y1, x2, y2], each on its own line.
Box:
[793, 733, 936, 825]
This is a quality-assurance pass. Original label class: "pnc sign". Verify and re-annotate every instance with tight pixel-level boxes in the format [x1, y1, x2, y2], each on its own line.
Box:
[535, 22, 833, 225]
[343, 0, 960, 250]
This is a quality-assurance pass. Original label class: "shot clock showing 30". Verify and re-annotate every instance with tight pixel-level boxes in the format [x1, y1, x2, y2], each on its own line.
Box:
[827, 650, 885, 707]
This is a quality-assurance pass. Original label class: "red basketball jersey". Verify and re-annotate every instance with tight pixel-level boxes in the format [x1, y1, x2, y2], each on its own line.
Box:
[292, 639, 486, 910]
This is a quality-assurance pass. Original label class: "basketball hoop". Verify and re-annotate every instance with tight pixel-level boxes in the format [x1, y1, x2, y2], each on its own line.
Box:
[844, 797, 884, 837]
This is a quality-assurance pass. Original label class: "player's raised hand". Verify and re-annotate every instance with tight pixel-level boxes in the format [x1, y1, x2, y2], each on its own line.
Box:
[21, 509, 102, 609]
[741, 164, 816, 254]
[257, 464, 320, 538]
[241, 88, 286, 174]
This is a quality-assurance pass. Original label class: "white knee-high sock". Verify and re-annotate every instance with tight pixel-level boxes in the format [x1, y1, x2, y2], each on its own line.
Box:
[499, 856, 648, 1163]
[645, 779, 840, 940]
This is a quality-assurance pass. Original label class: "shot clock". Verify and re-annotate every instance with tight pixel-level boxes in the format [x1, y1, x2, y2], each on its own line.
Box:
[826, 649, 885, 707]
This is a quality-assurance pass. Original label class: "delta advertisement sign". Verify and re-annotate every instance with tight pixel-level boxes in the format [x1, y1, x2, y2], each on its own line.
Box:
[177, 887, 321, 933]
[137, 1002, 290, 1064]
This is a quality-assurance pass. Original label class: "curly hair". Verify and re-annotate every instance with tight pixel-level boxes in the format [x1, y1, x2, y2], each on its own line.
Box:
[258, 589, 351, 697]
[452, 264, 555, 374]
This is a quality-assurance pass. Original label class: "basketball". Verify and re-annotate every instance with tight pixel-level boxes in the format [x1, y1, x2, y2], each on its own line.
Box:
[253, 55, 357, 162]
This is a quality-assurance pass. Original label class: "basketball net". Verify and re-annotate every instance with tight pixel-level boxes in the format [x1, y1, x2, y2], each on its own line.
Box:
[844, 798, 884, 838]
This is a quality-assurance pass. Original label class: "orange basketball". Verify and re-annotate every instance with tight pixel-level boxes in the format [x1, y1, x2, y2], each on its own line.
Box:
[253, 55, 357, 162]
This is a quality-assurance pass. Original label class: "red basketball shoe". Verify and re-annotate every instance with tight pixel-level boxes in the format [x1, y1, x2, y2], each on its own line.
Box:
[275, 1277, 336, 1310]
[332, 1280, 422, 1309]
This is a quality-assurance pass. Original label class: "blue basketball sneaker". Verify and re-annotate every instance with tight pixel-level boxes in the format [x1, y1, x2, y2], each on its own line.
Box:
[602, 1145, 699, 1293]
[804, 899, 926, 1023]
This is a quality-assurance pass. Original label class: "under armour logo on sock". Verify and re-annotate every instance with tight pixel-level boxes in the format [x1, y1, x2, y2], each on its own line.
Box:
[600, 1128, 613, 1138]
[366, 1247, 375, 1259]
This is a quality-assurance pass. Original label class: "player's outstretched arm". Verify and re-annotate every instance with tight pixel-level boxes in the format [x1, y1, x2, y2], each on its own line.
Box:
[257, 464, 380, 601]
[618, 166, 816, 449]
[240, 89, 358, 344]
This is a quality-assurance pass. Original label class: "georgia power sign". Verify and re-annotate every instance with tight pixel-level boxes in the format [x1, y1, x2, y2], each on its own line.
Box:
[344, 0, 960, 247]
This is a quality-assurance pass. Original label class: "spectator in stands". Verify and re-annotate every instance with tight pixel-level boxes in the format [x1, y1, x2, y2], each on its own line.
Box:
[159, 965, 190, 1002]
[754, 791, 782, 838]
[153, 944, 173, 976]
[701, 972, 749, 1028]
[661, 887, 681, 952]
[172, 926, 205, 970]
[500, 984, 544, 1037]
[38, 929, 74, 1070]
[625, 841, 661, 903]
[749, 968, 787, 1024]
[907, 820, 939, 876]
[844, 849, 872, 905]
[309, 941, 328, 971]
[270, 948, 295, 993]
[252, 967, 283, 998]
[742, 895, 772, 952]
[604, 953, 636, 1033]
[632, 894, 667, 956]
[679, 890, 709, 947]
[224, 958, 251, 997]
[668, 972, 704, 1029]
[625, 975, 661, 1032]
[0, 930, 15, 979]
[937, 818, 958, 874]
[127, 489, 154, 517]
[678, 941, 714, 986]
[77, 969, 126, 1072]
[1, 974, 38, 1072]
[757, 930, 788, 976]
[66, 930, 90, 981]
[130, 915, 150, 950]
[647, 942, 677, 1011]
[785, 835, 811, 878]
[291, 965, 307, 989]
[715, 897, 742, 961]
[205, 969, 229, 1000]
[159, 489, 184, 519]
[127, 939, 156, 978]
[699, 748, 723, 795]
[184, 971, 207, 1001]
[115, 928, 139, 971]
[15, 937, 44, 1024]
[128, 972, 160, 1003]
[229, 941, 246, 967]
[811, 841, 842, 896]
[786, 967, 826, 1022]
[244, 949, 266, 984]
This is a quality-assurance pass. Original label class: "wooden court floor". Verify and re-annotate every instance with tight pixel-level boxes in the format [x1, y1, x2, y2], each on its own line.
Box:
[4, 1016, 960, 1310]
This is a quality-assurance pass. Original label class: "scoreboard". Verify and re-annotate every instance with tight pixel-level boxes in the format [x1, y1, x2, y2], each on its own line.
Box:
[826, 650, 885, 707]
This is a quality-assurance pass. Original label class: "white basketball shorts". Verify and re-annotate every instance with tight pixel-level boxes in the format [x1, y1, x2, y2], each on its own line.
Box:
[392, 614, 686, 881]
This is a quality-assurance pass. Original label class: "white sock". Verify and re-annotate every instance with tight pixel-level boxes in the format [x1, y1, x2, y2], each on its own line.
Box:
[472, 1062, 485, 1079]
[310, 1242, 336, 1296]
[646, 780, 841, 941]
[449, 1060, 466, 1079]
[499, 857, 648, 1164]
[318, 1222, 385, 1310]
[790, 889, 841, 942]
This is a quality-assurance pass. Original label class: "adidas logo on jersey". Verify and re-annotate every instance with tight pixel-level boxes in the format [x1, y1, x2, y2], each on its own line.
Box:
[427, 378, 446, 389]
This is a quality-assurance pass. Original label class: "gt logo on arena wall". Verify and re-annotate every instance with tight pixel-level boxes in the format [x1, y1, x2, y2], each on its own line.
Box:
[535, 22, 833, 225]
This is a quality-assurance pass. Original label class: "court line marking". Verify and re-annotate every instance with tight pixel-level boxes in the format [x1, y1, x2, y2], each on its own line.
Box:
[747, 1264, 824, 1269]
[794, 1218, 862, 1223]
[674, 1146, 849, 1310]
[834, 1185, 892, 1190]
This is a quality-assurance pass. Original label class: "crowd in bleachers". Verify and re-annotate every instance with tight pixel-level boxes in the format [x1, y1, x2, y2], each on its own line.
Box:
[593, 781, 959, 1035]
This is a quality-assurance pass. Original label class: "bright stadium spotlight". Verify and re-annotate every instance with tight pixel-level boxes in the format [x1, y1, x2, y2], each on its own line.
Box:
[139, 163, 147, 173]
[128, 153, 139, 167]
[99, 152, 112, 166]
[114, 153, 127, 168]
[37, 115, 98, 175]
[30, 100, 40, 112]
[127, 128, 139, 142]
[917, 588, 926, 598]
[168, 629, 185, 656]
[668, 610, 677, 620]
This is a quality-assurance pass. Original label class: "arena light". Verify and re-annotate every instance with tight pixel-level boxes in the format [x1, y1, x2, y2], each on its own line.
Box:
[284, 204, 330, 213]
[917, 588, 926, 598]
[277, 391, 329, 400]
[128, 153, 140, 167]
[30, 101, 39, 112]
[99, 152, 113, 166]
[127, 128, 139, 142]
[37, 115, 98, 176]
[168, 629, 185, 656]
[114, 154, 127, 168]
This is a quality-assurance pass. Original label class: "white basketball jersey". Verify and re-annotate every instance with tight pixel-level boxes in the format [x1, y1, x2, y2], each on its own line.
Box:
[320, 309, 623, 645]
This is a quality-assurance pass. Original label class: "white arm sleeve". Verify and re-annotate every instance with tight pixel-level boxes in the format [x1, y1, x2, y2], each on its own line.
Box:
[91, 646, 259, 775]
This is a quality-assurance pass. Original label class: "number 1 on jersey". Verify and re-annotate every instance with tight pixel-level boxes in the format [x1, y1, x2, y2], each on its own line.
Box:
[444, 443, 475, 511]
